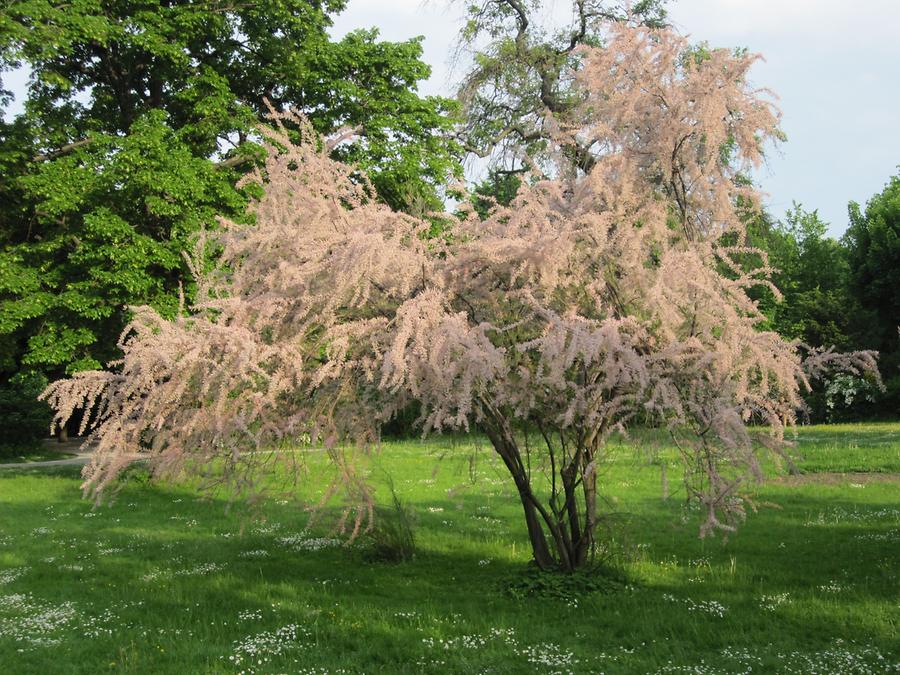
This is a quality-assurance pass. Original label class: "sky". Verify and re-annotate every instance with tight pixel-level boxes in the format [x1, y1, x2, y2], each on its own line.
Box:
[3, 1, 897, 237]
[326, 0, 900, 237]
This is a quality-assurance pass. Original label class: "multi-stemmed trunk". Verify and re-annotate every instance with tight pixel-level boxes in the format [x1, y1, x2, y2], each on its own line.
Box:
[481, 410, 599, 572]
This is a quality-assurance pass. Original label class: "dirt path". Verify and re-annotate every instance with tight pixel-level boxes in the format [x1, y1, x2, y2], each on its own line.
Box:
[0, 454, 92, 469]
[0, 439, 93, 470]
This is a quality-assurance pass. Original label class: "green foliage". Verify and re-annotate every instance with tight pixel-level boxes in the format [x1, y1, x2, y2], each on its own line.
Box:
[823, 374, 881, 422]
[0, 369, 51, 441]
[755, 204, 873, 351]
[844, 173, 900, 415]
[846, 175, 900, 329]
[1, 111, 248, 374]
[0, 0, 461, 414]
[311, 29, 463, 214]
[743, 204, 885, 421]
[470, 169, 522, 220]
[503, 565, 626, 600]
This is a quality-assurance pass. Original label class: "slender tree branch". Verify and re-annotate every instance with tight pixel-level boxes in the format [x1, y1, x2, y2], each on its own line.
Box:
[32, 138, 95, 162]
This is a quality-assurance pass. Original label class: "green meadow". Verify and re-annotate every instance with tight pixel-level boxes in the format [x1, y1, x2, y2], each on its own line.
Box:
[0, 424, 898, 674]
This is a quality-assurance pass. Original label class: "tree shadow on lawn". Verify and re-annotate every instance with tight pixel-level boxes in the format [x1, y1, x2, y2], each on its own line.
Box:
[2, 486, 896, 579]
[34, 519, 899, 673]
[2, 465, 896, 591]
[1, 469, 897, 668]
[631, 490, 897, 575]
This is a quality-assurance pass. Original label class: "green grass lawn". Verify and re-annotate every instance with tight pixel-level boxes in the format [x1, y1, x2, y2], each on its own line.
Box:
[0, 423, 898, 674]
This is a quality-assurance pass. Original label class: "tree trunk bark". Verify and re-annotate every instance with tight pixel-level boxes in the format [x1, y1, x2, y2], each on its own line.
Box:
[482, 418, 558, 569]
[480, 411, 604, 571]
[518, 489, 557, 570]
[576, 464, 598, 568]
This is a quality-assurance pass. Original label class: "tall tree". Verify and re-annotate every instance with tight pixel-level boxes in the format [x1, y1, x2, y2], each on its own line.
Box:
[743, 206, 881, 420]
[754, 205, 871, 350]
[455, 0, 668, 174]
[0, 0, 461, 431]
[844, 173, 900, 413]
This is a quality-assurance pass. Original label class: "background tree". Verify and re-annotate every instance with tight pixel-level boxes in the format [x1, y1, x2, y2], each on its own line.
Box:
[744, 205, 881, 420]
[455, 0, 668, 174]
[0, 0, 461, 440]
[844, 173, 900, 415]
[469, 167, 523, 219]
[42, 23, 877, 571]
[749, 205, 870, 350]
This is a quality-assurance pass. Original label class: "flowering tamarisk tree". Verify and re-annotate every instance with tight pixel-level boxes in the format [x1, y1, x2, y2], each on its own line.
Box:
[42, 22, 877, 571]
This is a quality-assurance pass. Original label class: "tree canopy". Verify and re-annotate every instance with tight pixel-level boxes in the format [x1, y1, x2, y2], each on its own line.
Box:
[844, 173, 900, 413]
[0, 0, 461, 412]
[455, 0, 668, 174]
[750, 205, 871, 352]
